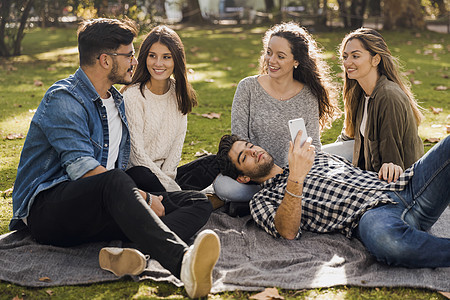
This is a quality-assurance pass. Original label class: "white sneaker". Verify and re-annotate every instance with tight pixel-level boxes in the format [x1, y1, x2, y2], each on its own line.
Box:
[180, 229, 220, 298]
[99, 247, 147, 276]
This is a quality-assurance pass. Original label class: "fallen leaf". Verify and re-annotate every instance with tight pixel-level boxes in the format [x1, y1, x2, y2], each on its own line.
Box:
[201, 113, 221, 119]
[46, 289, 54, 296]
[188, 68, 195, 74]
[34, 80, 43, 86]
[430, 107, 443, 114]
[402, 69, 415, 76]
[415, 49, 421, 54]
[431, 43, 443, 49]
[438, 291, 450, 299]
[7, 65, 18, 71]
[411, 80, 422, 85]
[190, 46, 200, 53]
[211, 57, 220, 62]
[2, 187, 13, 198]
[424, 138, 440, 143]
[250, 287, 284, 300]
[434, 85, 447, 91]
[12, 296, 23, 300]
[39, 276, 51, 282]
[47, 67, 57, 71]
[204, 78, 214, 83]
[248, 63, 256, 68]
[223, 66, 232, 71]
[5, 133, 24, 140]
[194, 149, 211, 157]
[446, 125, 450, 134]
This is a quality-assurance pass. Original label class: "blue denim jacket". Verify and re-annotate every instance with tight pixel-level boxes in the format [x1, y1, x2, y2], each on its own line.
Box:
[10, 67, 130, 230]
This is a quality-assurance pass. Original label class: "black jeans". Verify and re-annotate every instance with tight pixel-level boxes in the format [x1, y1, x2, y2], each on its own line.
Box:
[27, 168, 212, 277]
[127, 155, 220, 192]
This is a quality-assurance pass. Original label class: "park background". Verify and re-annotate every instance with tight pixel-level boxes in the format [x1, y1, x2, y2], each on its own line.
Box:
[0, 0, 449, 299]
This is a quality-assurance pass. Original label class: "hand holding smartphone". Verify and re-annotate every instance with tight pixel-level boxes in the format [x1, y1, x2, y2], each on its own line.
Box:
[288, 118, 308, 146]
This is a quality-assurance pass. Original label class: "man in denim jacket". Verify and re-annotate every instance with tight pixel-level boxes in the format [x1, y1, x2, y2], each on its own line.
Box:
[11, 18, 220, 298]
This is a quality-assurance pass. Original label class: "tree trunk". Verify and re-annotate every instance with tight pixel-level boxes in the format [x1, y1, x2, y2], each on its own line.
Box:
[350, 0, 367, 28]
[337, 0, 349, 28]
[314, 0, 328, 29]
[154, 0, 166, 18]
[367, 0, 381, 16]
[264, 0, 274, 11]
[13, 0, 34, 56]
[181, 0, 205, 24]
[383, 0, 425, 30]
[0, 0, 12, 56]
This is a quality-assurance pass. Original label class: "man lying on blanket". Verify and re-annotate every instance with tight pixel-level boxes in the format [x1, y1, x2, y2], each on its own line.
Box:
[216, 132, 450, 268]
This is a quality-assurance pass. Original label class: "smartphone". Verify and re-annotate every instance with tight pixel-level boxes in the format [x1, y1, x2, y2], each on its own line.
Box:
[288, 118, 308, 146]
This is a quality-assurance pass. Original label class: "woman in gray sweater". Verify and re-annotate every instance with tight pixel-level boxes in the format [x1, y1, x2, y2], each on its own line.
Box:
[232, 22, 339, 167]
[214, 22, 339, 205]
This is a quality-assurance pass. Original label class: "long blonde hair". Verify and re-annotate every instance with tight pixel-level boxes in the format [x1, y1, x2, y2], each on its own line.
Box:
[339, 28, 423, 137]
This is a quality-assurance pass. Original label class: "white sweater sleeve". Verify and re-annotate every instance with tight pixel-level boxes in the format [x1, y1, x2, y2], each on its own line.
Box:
[124, 86, 181, 191]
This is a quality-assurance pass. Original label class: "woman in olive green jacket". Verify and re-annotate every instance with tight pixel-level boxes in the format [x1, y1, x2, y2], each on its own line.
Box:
[339, 28, 423, 183]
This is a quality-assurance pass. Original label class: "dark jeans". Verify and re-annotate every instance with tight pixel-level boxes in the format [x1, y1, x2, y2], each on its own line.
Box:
[27, 168, 212, 277]
[128, 155, 220, 193]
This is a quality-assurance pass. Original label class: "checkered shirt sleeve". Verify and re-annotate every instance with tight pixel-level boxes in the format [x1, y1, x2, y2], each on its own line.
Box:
[250, 152, 414, 239]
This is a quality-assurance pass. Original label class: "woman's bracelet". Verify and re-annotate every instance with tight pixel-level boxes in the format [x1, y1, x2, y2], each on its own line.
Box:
[288, 178, 303, 185]
[285, 188, 303, 198]
[146, 192, 153, 207]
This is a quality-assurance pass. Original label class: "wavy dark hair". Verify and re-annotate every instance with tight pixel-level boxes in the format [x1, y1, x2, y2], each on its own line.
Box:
[216, 134, 245, 180]
[259, 22, 340, 129]
[124, 25, 197, 115]
[339, 27, 423, 137]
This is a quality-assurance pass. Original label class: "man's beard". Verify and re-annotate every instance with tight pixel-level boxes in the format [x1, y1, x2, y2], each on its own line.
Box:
[107, 60, 133, 85]
[246, 153, 275, 181]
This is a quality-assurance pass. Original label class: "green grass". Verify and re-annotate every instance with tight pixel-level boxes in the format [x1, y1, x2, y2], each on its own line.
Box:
[0, 25, 448, 299]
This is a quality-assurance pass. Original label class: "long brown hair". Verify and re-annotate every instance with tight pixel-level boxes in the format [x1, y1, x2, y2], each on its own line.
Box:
[123, 25, 197, 115]
[259, 22, 340, 129]
[339, 28, 423, 137]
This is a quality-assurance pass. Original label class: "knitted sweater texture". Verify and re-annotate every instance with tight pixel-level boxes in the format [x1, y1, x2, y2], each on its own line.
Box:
[123, 80, 186, 191]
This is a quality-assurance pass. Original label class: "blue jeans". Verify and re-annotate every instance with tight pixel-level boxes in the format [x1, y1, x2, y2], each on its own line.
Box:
[358, 136, 450, 268]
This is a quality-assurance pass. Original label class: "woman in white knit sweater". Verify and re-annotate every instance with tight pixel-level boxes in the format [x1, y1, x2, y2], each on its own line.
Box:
[122, 25, 218, 192]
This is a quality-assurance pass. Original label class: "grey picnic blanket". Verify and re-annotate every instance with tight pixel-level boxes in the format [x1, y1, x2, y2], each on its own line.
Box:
[0, 208, 449, 292]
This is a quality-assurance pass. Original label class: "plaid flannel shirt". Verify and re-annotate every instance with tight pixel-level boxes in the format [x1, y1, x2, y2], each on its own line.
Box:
[250, 152, 414, 239]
